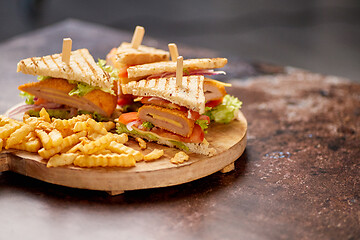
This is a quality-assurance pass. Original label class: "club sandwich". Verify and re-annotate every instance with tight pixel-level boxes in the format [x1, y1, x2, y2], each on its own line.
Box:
[13, 48, 118, 120]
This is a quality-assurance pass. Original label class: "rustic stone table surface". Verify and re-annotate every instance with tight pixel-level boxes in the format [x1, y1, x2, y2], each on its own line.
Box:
[0, 20, 359, 240]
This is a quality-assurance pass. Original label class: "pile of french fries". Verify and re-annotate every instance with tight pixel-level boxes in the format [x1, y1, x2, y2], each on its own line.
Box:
[0, 108, 169, 168]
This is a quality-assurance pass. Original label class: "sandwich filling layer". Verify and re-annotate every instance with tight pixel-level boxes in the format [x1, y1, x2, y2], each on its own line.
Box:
[18, 78, 117, 117]
[138, 105, 195, 137]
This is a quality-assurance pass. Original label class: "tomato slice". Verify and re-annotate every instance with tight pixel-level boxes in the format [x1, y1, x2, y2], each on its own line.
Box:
[117, 95, 134, 106]
[198, 115, 210, 124]
[206, 98, 223, 108]
[185, 124, 204, 143]
[118, 112, 139, 124]
[118, 70, 128, 79]
[188, 110, 200, 120]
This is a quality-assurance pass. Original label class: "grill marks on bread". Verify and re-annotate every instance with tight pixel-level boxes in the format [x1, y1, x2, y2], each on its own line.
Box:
[121, 76, 205, 114]
[17, 49, 112, 91]
[112, 42, 169, 66]
[127, 58, 228, 79]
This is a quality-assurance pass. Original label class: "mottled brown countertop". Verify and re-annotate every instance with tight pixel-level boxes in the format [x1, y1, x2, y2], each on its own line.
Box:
[0, 20, 359, 240]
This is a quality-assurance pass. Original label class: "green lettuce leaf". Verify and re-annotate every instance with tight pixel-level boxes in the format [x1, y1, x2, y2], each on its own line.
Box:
[66, 59, 118, 97]
[116, 123, 158, 141]
[142, 121, 154, 129]
[205, 95, 242, 124]
[37, 76, 51, 81]
[68, 82, 96, 97]
[116, 123, 190, 151]
[195, 119, 209, 133]
[19, 92, 35, 105]
[27, 109, 71, 119]
[169, 140, 189, 151]
[97, 58, 119, 82]
[121, 102, 142, 112]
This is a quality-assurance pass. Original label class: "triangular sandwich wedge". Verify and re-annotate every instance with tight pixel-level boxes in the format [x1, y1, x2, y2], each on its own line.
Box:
[117, 76, 216, 156]
[106, 42, 169, 84]
[116, 57, 242, 155]
[13, 49, 118, 119]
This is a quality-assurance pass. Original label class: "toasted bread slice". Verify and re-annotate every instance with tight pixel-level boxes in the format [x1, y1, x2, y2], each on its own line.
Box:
[17, 49, 113, 92]
[107, 42, 169, 70]
[127, 58, 228, 79]
[18, 78, 117, 117]
[121, 76, 206, 114]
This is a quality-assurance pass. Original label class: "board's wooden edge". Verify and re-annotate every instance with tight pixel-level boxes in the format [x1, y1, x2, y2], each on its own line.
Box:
[3, 132, 246, 192]
[0, 153, 10, 172]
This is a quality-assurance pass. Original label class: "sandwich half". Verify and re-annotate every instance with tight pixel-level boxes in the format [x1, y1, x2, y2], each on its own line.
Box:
[122, 57, 240, 123]
[116, 57, 242, 155]
[13, 49, 118, 120]
[106, 42, 169, 84]
[117, 76, 217, 156]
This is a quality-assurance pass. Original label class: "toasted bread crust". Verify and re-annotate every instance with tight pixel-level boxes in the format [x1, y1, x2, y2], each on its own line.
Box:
[17, 49, 113, 91]
[121, 76, 206, 114]
[127, 58, 228, 79]
[107, 42, 169, 69]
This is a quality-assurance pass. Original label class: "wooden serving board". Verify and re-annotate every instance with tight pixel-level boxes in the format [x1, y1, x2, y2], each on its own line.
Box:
[0, 111, 247, 194]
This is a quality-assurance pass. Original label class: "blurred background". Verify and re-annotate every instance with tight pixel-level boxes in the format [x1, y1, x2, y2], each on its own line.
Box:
[0, 0, 359, 81]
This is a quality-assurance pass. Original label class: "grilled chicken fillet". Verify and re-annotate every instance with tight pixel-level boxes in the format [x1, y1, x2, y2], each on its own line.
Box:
[138, 105, 195, 137]
[18, 78, 117, 117]
[204, 79, 227, 102]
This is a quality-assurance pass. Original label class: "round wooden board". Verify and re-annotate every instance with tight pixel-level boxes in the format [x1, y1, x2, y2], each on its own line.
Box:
[0, 111, 247, 193]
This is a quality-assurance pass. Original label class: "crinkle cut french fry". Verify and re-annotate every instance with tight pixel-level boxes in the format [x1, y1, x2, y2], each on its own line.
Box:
[0, 122, 21, 139]
[112, 133, 128, 144]
[38, 131, 86, 159]
[73, 121, 88, 132]
[86, 119, 107, 135]
[59, 128, 74, 138]
[66, 142, 82, 153]
[94, 149, 112, 155]
[87, 132, 104, 141]
[170, 151, 189, 164]
[36, 121, 53, 132]
[48, 129, 63, 147]
[12, 139, 41, 153]
[52, 114, 91, 129]
[135, 137, 147, 150]
[5, 123, 35, 149]
[80, 133, 113, 155]
[35, 129, 52, 150]
[24, 116, 38, 125]
[47, 153, 78, 168]
[107, 141, 143, 161]
[74, 154, 135, 168]
[0, 115, 14, 127]
[23, 113, 30, 122]
[24, 116, 53, 132]
[144, 149, 164, 162]
[25, 131, 38, 142]
[39, 108, 51, 122]
[102, 121, 115, 131]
